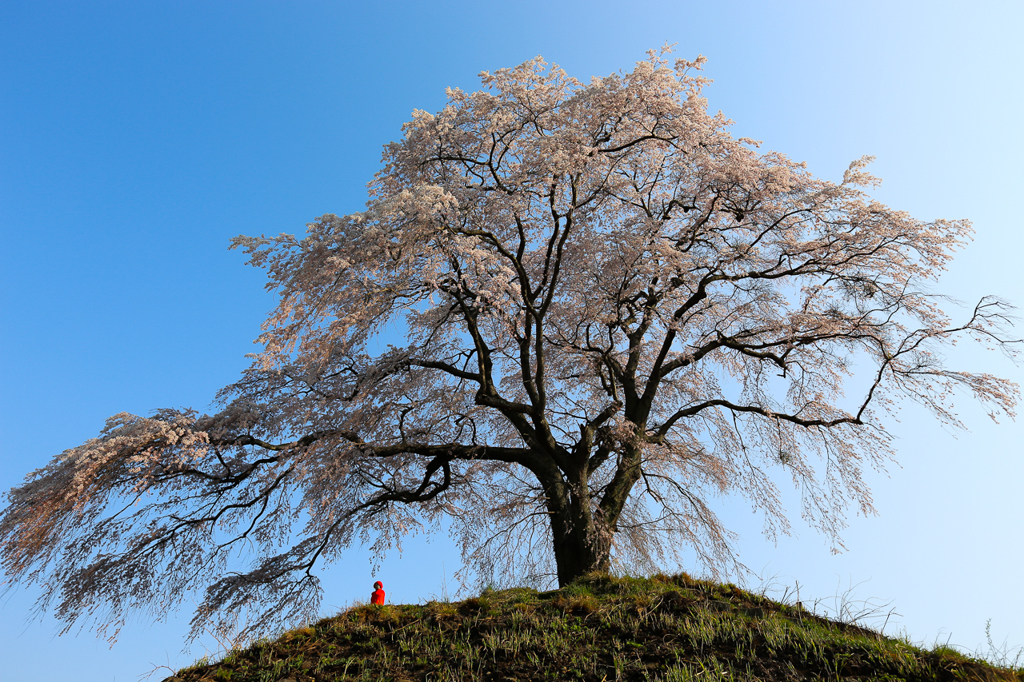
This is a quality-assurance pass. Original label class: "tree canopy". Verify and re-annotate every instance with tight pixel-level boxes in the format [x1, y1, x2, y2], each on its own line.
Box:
[2, 50, 1019, 644]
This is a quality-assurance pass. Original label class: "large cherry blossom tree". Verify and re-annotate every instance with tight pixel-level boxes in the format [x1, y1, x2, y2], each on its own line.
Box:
[2, 50, 1019, 642]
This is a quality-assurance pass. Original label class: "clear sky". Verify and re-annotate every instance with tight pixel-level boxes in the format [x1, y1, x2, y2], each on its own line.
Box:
[2, 1, 1022, 680]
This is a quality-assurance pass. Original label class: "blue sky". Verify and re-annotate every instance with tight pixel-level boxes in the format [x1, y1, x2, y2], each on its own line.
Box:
[2, 1, 1022, 679]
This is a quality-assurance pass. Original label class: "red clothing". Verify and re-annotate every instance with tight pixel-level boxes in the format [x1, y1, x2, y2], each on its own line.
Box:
[371, 588, 385, 605]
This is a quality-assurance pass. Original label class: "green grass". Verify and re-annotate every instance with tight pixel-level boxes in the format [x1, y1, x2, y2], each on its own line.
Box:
[167, 573, 1023, 681]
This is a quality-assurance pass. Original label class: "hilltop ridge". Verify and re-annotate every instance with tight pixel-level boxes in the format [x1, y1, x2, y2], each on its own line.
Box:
[162, 573, 1022, 681]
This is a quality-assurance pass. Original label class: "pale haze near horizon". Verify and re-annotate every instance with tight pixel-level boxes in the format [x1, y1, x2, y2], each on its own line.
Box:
[1, 2, 1022, 680]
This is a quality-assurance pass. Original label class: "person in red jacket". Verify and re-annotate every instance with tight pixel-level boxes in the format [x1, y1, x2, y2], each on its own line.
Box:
[370, 580, 385, 605]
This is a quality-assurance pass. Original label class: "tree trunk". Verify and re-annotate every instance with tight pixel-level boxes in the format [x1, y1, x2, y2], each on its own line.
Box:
[549, 491, 613, 587]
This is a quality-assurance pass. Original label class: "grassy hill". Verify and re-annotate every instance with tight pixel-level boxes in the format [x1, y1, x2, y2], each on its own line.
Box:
[163, 573, 1022, 682]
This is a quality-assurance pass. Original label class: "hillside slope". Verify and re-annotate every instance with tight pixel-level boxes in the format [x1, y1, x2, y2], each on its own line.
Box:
[163, 573, 1022, 681]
